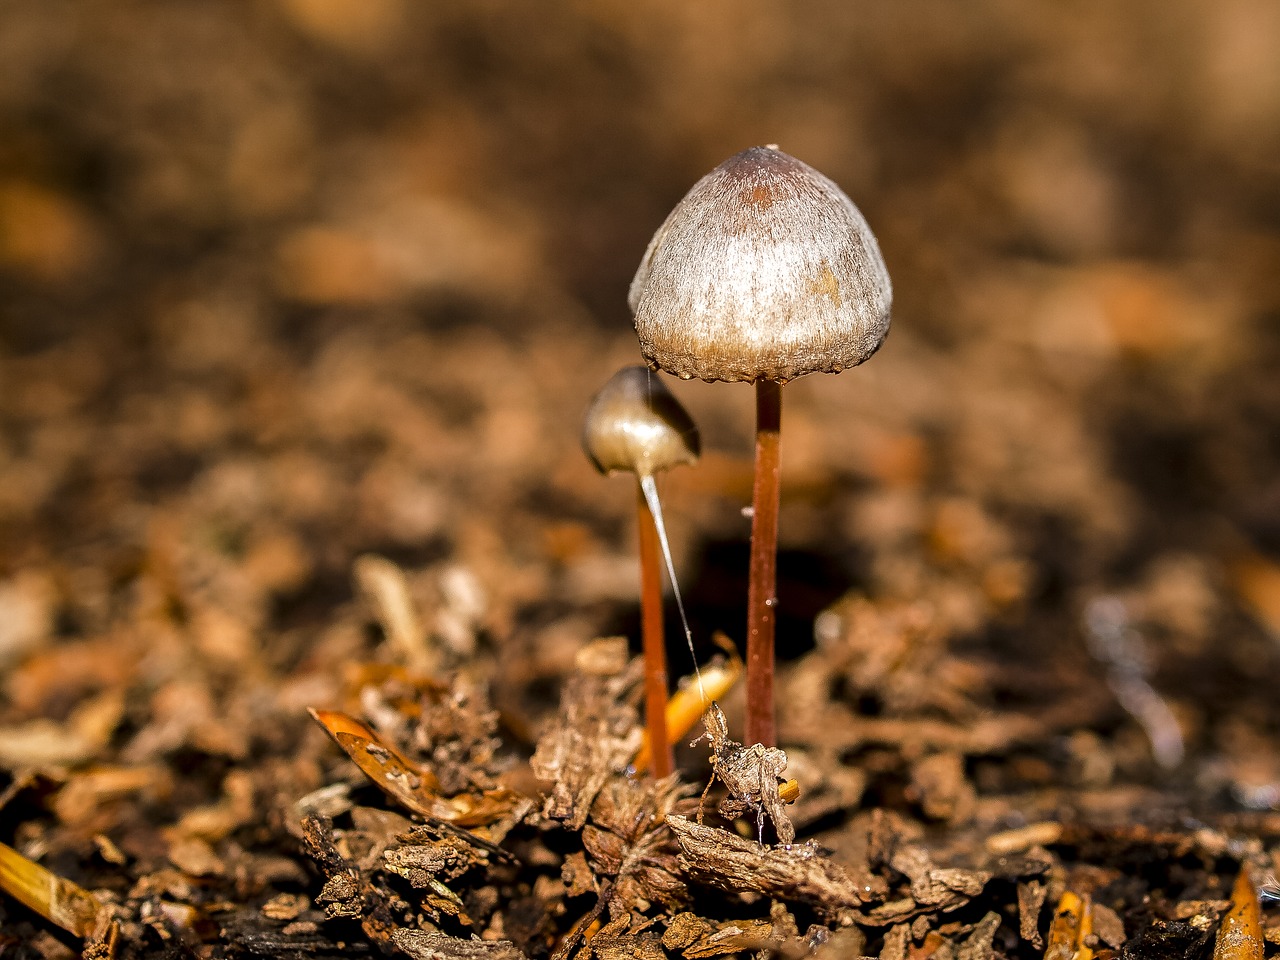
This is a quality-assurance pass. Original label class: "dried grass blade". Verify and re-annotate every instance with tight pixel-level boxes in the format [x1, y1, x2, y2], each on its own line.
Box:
[1214, 868, 1263, 960]
[1043, 891, 1089, 960]
[0, 840, 104, 937]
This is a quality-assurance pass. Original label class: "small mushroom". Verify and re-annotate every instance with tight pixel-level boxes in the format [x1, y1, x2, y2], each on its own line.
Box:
[583, 365, 701, 777]
[630, 145, 891, 746]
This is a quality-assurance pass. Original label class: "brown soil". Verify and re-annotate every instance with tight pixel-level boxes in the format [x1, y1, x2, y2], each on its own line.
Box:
[3, 2, 1280, 958]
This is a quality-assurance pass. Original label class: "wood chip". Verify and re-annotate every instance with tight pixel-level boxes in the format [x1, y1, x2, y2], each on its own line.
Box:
[261, 892, 309, 921]
[891, 845, 991, 909]
[392, 928, 527, 959]
[167, 836, 225, 877]
[1018, 880, 1048, 948]
[530, 643, 642, 830]
[589, 933, 667, 960]
[661, 913, 776, 958]
[908, 752, 975, 824]
[562, 851, 598, 898]
[957, 912, 1003, 960]
[881, 923, 911, 960]
[666, 815, 885, 922]
[986, 822, 1064, 856]
[1090, 902, 1126, 949]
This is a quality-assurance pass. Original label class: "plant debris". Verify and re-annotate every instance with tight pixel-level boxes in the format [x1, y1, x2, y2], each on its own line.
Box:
[693, 703, 796, 845]
[666, 816, 884, 923]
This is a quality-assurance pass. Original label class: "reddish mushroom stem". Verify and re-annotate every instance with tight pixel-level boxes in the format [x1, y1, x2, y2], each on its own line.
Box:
[636, 480, 674, 777]
[745, 378, 782, 747]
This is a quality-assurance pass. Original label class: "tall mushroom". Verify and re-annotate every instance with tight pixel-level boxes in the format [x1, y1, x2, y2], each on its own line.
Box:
[629, 146, 891, 747]
[583, 365, 701, 777]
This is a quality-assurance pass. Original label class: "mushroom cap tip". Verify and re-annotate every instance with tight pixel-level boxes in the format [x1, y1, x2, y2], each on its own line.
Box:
[582, 366, 701, 478]
[631, 145, 891, 384]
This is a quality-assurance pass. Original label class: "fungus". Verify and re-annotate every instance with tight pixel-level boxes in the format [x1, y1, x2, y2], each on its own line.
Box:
[630, 145, 891, 746]
[582, 365, 701, 777]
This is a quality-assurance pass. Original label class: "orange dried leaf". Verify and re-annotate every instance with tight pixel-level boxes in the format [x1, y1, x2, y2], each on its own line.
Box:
[1232, 552, 1280, 639]
[308, 708, 519, 827]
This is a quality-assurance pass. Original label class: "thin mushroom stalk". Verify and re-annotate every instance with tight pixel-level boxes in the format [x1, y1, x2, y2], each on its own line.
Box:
[630, 145, 892, 747]
[635, 480, 670, 771]
[582, 366, 701, 778]
[745, 379, 782, 746]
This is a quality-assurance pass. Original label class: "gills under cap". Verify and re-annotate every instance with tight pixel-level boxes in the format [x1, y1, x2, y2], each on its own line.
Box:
[629, 146, 892, 384]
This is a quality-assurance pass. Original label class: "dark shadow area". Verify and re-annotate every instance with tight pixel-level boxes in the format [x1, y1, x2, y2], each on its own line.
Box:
[1108, 419, 1219, 516]
[602, 537, 859, 679]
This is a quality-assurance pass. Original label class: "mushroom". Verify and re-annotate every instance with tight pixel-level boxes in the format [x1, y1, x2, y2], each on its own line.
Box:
[629, 145, 891, 746]
[582, 365, 701, 777]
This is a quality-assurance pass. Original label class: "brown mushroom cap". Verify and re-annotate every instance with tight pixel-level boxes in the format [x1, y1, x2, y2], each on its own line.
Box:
[582, 365, 700, 479]
[629, 146, 892, 384]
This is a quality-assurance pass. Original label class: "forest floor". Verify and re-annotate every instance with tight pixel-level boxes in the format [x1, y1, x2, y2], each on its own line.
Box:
[3, 2, 1280, 958]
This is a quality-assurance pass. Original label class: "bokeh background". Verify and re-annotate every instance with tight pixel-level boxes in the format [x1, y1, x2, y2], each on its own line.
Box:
[3, 0, 1280, 791]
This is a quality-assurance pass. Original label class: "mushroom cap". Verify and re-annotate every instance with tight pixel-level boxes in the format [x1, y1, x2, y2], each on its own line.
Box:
[630, 146, 892, 384]
[582, 365, 700, 479]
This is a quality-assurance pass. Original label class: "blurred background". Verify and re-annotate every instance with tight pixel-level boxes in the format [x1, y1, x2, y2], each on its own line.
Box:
[2, 0, 1280, 775]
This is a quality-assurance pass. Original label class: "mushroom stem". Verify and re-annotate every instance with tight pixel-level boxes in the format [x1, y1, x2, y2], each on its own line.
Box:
[746, 378, 782, 747]
[636, 478, 674, 777]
